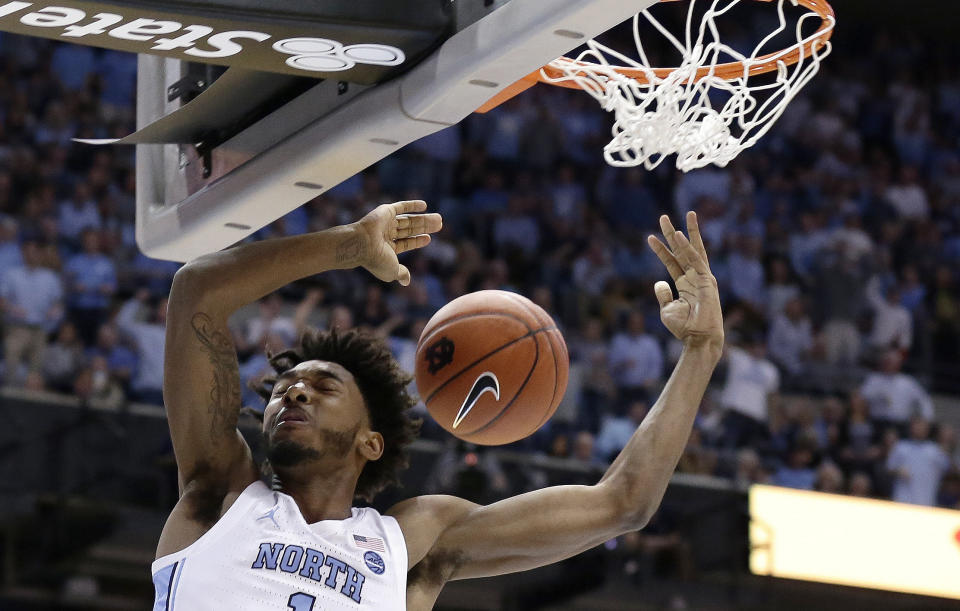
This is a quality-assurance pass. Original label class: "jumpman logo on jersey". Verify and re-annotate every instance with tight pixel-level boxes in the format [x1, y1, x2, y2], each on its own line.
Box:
[257, 500, 281, 529]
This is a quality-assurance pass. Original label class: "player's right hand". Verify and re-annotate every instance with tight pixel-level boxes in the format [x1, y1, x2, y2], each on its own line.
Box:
[647, 212, 724, 353]
[351, 200, 442, 286]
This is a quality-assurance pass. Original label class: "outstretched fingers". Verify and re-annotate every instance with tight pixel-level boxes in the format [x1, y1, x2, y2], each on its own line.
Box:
[659, 215, 681, 253]
[672, 231, 710, 276]
[648, 235, 683, 282]
[397, 213, 443, 238]
[650, 214, 711, 279]
[394, 234, 432, 255]
[686, 211, 710, 267]
[392, 200, 427, 215]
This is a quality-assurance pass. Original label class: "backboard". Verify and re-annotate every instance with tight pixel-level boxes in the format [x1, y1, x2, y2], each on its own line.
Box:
[127, 0, 659, 261]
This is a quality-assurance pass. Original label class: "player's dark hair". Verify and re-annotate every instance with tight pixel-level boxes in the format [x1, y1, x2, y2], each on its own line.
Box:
[253, 328, 421, 502]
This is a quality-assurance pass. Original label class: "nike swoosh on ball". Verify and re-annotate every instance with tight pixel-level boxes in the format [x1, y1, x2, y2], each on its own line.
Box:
[453, 372, 500, 429]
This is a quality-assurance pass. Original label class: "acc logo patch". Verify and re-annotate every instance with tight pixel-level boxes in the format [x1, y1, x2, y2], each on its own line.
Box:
[364, 551, 385, 575]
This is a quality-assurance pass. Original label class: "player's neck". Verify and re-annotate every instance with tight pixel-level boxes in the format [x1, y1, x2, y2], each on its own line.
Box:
[274, 465, 357, 523]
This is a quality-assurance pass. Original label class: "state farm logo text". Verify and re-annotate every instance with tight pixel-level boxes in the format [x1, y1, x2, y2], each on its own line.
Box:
[0, 1, 405, 72]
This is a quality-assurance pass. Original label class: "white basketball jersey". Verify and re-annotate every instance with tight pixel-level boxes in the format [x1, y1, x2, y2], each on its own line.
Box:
[151, 480, 408, 610]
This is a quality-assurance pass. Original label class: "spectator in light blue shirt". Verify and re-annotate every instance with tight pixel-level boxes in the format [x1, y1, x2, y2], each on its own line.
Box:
[58, 182, 101, 246]
[64, 229, 117, 344]
[0, 240, 64, 330]
[0, 216, 22, 271]
[726, 236, 766, 309]
[0, 239, 63, 384]
[116, 290, 166, 405]
[773, 440, 818, 490]
[887, 417, 951, 506]
[87, 323, 138, 391]
[608, 311, 664, 404]
[595, 400, 648, 463]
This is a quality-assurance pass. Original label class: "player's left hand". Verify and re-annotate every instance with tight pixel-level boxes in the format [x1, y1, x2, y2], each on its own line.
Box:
[353, 200, 442, 286]
[647, 212, 724, 352]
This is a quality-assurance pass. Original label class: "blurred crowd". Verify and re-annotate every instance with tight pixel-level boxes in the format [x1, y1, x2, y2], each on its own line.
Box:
[0, 18, 959, 531]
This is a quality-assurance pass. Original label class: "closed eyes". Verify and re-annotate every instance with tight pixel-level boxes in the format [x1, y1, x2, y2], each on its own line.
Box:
[271, 382, 337, 397]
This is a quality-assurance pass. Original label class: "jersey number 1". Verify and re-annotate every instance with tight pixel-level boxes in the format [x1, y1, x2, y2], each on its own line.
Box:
[288, 592, 317, 610]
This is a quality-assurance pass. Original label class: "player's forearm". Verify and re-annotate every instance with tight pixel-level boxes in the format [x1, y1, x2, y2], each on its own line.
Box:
[599, 342, 721, 527]
[172, 225, 361, 316]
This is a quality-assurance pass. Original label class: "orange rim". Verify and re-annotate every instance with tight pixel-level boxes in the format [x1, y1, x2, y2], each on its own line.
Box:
[544, 0, 835, 88]
[476, 0, 835, 112]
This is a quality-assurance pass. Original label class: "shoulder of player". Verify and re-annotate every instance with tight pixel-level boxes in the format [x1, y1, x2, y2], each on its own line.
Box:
[156, 466, 261, 560]
[387, 494, 476, 534]
[386, 495, 477, 570]
[177, 459, 261, 526]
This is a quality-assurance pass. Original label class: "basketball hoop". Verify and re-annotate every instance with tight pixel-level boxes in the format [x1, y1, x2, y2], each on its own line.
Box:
[480, 0, 835, 171]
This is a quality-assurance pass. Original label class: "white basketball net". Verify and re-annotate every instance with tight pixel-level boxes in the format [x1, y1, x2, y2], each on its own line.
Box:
[543, 0, 835, 171]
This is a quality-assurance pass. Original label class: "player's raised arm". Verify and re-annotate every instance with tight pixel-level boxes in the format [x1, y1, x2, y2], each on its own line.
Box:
[395, 212, 722, 587]
[161, 201, 441, 497]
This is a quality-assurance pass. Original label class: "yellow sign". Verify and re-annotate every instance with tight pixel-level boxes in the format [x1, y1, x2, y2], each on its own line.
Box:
[749, 484, 960, 600]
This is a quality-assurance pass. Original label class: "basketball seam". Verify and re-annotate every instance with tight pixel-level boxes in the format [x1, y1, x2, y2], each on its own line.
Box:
[422, 326, 557, 406]
[504, 293, 562, 431]
[417, 310, 533, 353]
[534, 330, 562, 431]
[458, 326, 541, 439]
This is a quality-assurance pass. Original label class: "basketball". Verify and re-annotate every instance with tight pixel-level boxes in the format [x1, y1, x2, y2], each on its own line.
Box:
[414, 290, 569, 445]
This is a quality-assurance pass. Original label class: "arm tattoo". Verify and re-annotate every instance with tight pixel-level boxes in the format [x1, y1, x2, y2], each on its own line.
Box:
[336, 234, 364, 265]
[191, 312, 241, 441]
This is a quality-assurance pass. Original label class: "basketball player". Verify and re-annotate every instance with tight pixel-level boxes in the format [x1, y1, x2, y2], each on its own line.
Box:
[153, 201, 723, 609]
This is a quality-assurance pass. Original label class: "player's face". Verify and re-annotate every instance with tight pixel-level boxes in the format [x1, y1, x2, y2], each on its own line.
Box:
[262, 360, 368, 461]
